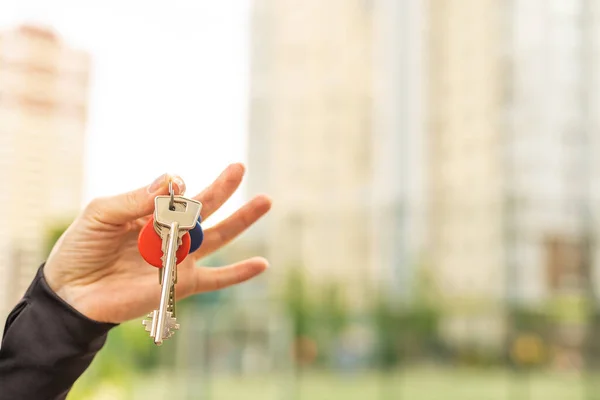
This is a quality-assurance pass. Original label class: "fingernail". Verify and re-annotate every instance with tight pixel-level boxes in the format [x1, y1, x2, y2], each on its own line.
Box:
[148, 174, 167, 193]
[172, 176, 186, 195]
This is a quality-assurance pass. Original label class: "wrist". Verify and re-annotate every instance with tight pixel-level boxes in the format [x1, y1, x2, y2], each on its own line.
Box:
[41, 265, 103, 324]
[37, 264, 118, 330]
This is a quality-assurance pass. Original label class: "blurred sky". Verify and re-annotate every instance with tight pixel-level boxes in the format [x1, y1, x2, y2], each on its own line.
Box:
[0, 0, 250, 224]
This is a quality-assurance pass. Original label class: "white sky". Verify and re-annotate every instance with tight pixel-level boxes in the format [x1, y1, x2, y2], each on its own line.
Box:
[0, 0, 250, 223]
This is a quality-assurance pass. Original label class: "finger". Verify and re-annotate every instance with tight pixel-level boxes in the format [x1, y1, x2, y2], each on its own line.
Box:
[85, 173, 185, 225]
[193, 257, 269, 293]
[193, 163, 245, 220]
[193, 194, 272, 259]
[132, 214, 152, 231]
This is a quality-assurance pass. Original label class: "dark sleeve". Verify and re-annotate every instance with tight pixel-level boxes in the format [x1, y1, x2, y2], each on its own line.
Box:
[0, 264, 117, 400]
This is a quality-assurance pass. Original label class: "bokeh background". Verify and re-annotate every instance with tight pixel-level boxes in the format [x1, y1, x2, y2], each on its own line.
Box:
[1, 0, 600, 399]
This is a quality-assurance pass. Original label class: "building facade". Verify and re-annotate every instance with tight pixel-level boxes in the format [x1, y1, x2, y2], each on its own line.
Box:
[428, 0, 600, 344]
[427, 0, 506, 302]
[505, 0, 596, 302]
[247, 0, 425, 304]
[0, 25, 90, 327]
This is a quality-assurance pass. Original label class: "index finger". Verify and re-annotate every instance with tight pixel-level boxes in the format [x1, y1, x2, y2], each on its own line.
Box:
[192, 163, 245, 220]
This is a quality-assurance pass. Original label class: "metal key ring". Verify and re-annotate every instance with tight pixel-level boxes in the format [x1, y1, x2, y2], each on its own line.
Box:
[168, 178, 175, 210]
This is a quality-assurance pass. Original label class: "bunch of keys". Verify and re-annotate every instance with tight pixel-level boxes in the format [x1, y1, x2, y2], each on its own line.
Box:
[137, 179, 204, 345]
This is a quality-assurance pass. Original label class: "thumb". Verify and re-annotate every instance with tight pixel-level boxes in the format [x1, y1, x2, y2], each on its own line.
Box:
[85, 173, 186, 225]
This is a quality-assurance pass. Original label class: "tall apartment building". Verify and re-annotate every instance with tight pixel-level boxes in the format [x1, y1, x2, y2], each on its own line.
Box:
[586, 0, 600, 295]
[428, 0, 506, 303]
[428, 0, 600, 342]
[0, 25, 90, 326]
[247, 0, 425, 303]
[505, 0, 600, 301]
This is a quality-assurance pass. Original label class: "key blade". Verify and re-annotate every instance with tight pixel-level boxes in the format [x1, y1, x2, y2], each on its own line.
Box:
[154, 222, 180, 346]
[154, 196, 202, 230]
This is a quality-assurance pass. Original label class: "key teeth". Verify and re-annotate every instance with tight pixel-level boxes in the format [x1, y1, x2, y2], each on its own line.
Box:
[142, 316, 153, 333]
[142, 311, 180, 339]
[160, 254, 180, 265]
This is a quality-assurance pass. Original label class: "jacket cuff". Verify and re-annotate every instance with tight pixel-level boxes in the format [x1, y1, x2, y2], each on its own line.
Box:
[0, 264, 118, 400]
[3, 264, 117, 348]
[40, 264, 117, 336]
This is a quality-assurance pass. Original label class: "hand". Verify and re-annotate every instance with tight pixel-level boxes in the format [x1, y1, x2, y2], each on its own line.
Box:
[43, 163, 271, 324]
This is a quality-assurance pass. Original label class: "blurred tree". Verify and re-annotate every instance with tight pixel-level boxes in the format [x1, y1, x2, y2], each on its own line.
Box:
[507, 306, 550, 369]
[372, 296, 402, 369]
[282, 267, 314, 339]
[411, 261, 441, 307]
[319, 281, 348, 336]
[510, 307, 548, 333]
[314, 280, 350, 367]
[69, 321, 141, 399]
[372, 263, 442, 369]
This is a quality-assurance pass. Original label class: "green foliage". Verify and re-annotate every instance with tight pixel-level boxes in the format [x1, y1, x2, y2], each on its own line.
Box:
[69, 320, 164, 398]
[546, 294, 590, 323]
[374, 301, 442, 367]
[282, 267, 313, 338]
[318, 281, 348, 336]
[453, 343, 506, 368]
[509, 306, 548, 333]
[411, 261, 441, 307]
[278, 263, 443, 369]
[372, 263, 442, 368]
[372, 296, 402, 368]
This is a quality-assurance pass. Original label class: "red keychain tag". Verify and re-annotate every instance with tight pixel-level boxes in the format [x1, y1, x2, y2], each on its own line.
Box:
[138, 217, 191, 268]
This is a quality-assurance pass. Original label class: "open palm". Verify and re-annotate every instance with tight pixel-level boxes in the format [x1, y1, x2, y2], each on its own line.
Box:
[43, 164, 271, 324]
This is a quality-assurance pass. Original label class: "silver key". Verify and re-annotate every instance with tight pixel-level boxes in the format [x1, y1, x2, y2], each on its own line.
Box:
[143, 183, 202, 346]
[155, 195, 202, 319]
[153, 198, 198, 317]
[146, 218, 180, 345]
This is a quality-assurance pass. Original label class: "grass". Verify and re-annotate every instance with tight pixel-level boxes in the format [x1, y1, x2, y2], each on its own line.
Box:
[74, 367, 600, 400]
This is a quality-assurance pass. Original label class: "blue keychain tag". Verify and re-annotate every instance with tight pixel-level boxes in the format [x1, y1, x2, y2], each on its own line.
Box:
[188, 217, 204, 253]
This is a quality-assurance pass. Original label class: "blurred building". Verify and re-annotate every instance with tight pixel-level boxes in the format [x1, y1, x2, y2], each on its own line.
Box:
[0, 25, 90, 327]
[585, 0, 600, 297]
[505, 0, 599, 302]
[428, 0, 506, 303]
[428, 0, 599, 342]
[247, 0, 425, 304]
[427, 0, 507, 345]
